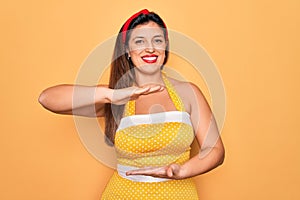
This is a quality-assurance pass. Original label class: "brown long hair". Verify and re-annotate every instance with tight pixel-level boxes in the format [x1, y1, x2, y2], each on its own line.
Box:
[104, 11, 169, 145]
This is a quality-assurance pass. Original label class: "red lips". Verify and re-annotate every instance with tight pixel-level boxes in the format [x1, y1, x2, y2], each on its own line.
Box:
[141, 54, 158, 63]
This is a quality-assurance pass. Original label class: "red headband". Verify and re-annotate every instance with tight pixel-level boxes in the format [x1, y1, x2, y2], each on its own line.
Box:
[121, 9, 168, 43]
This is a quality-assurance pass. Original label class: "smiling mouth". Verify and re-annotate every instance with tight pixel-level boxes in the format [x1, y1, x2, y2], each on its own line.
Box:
[141, 55, 158, 63]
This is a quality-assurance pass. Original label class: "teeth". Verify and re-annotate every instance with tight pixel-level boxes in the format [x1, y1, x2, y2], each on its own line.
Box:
[142, 57, 157, 61]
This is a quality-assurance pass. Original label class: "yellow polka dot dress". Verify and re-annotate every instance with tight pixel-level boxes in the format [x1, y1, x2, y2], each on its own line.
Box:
[101, 72, 199, 199]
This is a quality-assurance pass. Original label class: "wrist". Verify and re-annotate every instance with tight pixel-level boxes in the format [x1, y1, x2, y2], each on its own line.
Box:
[178, 164, 190, 179]
[95, 86, 112, 103]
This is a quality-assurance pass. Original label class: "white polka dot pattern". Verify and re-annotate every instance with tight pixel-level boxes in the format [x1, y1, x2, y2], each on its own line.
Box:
[101, 72, 198, 199]
[101, 172, 199, 199]
[115, 122, 194, 167]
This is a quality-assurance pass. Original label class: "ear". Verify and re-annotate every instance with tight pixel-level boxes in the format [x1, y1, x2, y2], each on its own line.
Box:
[125, 48, 131, 58]
[125, 46, 129, 54]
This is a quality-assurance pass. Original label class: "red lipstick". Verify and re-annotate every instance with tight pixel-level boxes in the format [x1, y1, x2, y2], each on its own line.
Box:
[141, 54, 158, 63]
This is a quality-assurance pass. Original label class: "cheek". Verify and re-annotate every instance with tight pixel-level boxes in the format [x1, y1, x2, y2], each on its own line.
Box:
[159, 51, 166, 61]
[128, 51, 143, 66]
[129, 51, 141, 61]
[128, 47, 142, 56]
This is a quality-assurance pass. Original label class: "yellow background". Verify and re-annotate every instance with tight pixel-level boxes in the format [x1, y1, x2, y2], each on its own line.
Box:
[1, 0, 299, 199]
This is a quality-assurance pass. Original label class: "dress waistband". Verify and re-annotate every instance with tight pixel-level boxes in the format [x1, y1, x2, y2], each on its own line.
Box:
[117, 164, 171, 182]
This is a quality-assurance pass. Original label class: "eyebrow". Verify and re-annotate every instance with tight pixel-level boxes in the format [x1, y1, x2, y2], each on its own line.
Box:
[132, 36, 144, 40]
[153, 34, 164, 38]
[132, 34, 164, 40]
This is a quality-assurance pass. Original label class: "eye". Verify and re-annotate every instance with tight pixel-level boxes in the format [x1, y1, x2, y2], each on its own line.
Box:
[134, 39, 145, 45]
[153, 38, 164, 45]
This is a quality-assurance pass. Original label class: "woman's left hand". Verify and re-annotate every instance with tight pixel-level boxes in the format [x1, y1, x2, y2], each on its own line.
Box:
[126, 163, 185, 180]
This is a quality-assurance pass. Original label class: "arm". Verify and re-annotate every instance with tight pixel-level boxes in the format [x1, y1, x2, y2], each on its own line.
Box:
[38, 84, 111, 117]
[179, 82, 225, 178]
[38, 84, 165, 117]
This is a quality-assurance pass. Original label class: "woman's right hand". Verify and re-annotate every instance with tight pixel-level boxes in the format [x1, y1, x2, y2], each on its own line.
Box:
[109, 84, 165, 105]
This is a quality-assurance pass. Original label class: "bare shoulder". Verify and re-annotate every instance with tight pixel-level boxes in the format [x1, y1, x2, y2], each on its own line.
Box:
[168, 77, 189, 91]
[167, 77, 206, 113]
[168, 77, 203, 97]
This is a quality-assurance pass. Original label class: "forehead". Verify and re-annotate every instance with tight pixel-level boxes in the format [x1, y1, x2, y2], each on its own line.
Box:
[130, 21, 164, 38]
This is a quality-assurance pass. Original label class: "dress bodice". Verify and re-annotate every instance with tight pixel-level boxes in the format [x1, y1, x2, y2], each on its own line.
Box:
[115, 71, 195, 167]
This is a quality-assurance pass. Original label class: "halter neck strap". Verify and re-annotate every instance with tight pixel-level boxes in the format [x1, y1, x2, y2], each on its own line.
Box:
[124, 71, 185, 117]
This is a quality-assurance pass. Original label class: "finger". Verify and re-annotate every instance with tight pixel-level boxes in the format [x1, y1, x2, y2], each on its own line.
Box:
[133, 86, 163, 97]
[128, 168, 155, 175]
[144, 85, 164, 94]
[167, 167, 173, 177]
[126, 167, 163, 176]
[126, 170, 153, 176]
[133, 87, 151, 95]
[126, 168, 153, 176]
[150, 85, 164, 92]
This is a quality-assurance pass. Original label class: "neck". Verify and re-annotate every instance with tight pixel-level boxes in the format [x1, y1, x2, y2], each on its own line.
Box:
[134, 70, 164, 86]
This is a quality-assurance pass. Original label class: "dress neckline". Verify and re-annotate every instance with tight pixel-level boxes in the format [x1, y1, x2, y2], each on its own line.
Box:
[124, 71, 186, 117]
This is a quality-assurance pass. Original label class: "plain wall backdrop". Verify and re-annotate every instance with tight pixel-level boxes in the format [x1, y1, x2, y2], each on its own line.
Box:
[1, 0, 299, 199]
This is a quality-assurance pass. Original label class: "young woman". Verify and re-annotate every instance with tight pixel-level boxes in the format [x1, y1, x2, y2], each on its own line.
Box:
[39, 9, 225, 199]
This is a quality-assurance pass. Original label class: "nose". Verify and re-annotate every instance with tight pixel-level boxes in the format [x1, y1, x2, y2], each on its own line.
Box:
[145, 41, 155, 53]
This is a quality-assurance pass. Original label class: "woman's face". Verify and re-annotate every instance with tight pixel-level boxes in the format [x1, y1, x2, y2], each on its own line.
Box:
[127, 21, 167, 74]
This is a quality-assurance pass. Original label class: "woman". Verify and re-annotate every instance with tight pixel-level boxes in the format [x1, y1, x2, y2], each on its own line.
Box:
[39, 9, 225, 199]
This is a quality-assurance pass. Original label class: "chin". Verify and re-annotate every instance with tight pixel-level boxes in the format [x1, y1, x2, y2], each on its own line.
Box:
[135, 64, 162, 74]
